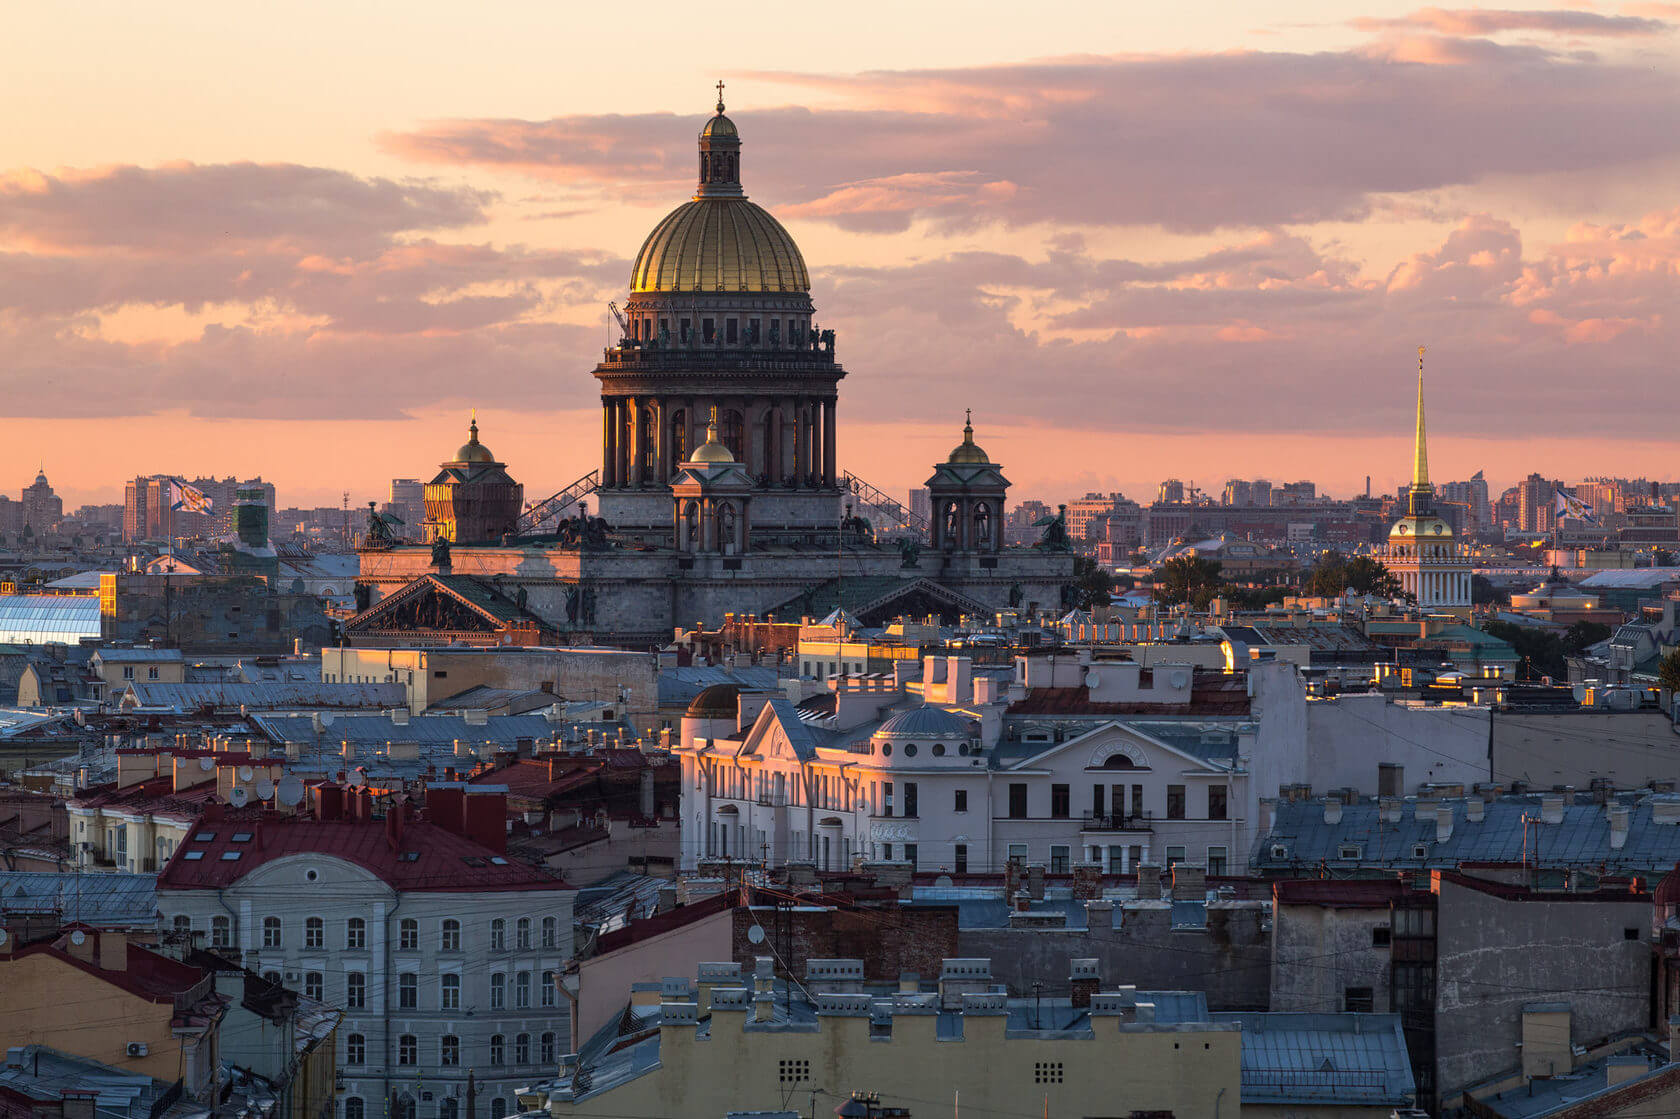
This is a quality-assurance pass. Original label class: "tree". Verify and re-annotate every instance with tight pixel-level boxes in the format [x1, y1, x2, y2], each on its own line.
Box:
[1562, 621, 1613, 656]
[1472, 575, 1510, 607]
[1659, 649, 1680, 696]
[1305, 552, 1400, 598]
[1483, 620, 1567, 681]
[1069, 556, 1113, 610]
[1153, 556, 1223, 610]
[1655, 549, 1676, 568]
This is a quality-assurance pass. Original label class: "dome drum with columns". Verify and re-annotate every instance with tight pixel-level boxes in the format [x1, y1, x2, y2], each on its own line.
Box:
[421, 415, 524, 545]
[594, 88, 845, 544]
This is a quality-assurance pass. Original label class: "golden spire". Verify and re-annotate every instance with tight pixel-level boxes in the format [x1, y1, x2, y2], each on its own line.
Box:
[963, 407, 974, 444]
[1412, 346, 1429, 492]
[715, 80, 726, 115]
[468, 408, 479, 444]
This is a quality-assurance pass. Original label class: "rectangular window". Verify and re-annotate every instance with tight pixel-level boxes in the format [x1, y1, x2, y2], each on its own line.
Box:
[954, 788, 968, 812]
[904, 843, 917, 869]
[1008, 783, 1028, 818]
[1007, 843, 1028, 864]
[211, 916, 230, 947]
[440, 974, 460, 1010]
[702, 318, 716, 342]
[347, 972, 366, 1009]
[399, 973, 417, 1009]
[1372, 927, 1392, 947]
[1034, 1062, 1064, 1084]
[955, 844, 968, 874]
[883, 780, 894, 817]
[1344, 987, 1375, 1013]
[1208, 785, 1228, 820]
[305, 971, 323, 1001]
[490, 973, 505, 1009]
[881, 843, 893, 861]
[903, 782, 918, 819]
[1165, 845, 1186, 867]
[1132, 784, 1144, 818]
[1050, 784, 1070, 819]
[1167, 785, 1186, 820]
[726, 318, 738, 343]
[1091, 784, 1104, 817]
[1050, 845, 1070, 874]
[1107, 845, 1126, 872]
[515, 971, 531, 1009]
[1207, 846, 1229, 877]
[400, 919, 418, 951]
[680, 317, 692, 342]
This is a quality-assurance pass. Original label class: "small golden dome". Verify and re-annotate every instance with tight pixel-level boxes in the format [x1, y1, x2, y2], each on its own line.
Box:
[631, 197, 808, 294]
[690, 413, 737, 464]
[701, 112, 738, 141]
[453, 413, 495, 464]
[948, 410, 990, 464]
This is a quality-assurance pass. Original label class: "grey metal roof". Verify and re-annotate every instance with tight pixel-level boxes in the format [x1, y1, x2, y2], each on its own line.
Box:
[0, 1046, 206, 1119]
[0, 872, 157, 927]
[1472, 1049, 1667, 1118]
[876, 706, 970, 738]
[1213, 1012, 1415, 1106]
[122, 681, 405, 712]
[92, 648, 184, 663]
[1257, 794, 1680, 875]
[0, 596, 101, 645]
[658, 665, 781, 707]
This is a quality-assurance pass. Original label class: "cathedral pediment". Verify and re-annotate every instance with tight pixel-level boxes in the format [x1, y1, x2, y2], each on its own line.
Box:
[344, 573, 553, 646]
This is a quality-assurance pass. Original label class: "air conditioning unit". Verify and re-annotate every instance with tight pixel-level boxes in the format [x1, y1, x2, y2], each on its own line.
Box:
[126, 1042, 149, 1057]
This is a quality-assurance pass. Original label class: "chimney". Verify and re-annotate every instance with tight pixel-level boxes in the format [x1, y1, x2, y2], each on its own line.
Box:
[1378, 762, 1404, 798]
[391, 708, 410, 726]
[463, 790, 508, 854]
[97, 930, 126, 971]
[61, 928, 97, 965]
[1379, 797, 1403, 824]
[1069, 959, 1100, 1009]
[1606, 1055, 1649, 1088]
[1610, 804, 1631, 850]
[1467, 798, 1486, 823]
[1135, 864, 1162, 900]
[1541, 794, 1565, 825]
[426, 786, 467, 834]
[1436, 801, 1455, 844]
[1323, 797, 1343, 825]
[1171, 863, 1206, 900]
[385, 797, 406, 851]
[59, 1092, 97, 1119]
[640, 769, 655, 818]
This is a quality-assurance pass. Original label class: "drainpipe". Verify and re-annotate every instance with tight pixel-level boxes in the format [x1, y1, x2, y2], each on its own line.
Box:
[383, 891, 404, 1118]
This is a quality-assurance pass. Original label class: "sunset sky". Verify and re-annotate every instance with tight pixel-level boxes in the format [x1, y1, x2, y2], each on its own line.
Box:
[4, 1, 1678, 511]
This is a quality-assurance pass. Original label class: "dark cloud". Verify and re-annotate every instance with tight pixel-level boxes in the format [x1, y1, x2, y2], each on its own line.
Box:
[384, 44, 1680, 233]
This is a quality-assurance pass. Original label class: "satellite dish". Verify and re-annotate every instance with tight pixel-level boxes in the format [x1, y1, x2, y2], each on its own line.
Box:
[747, 926, 766, 944]
[275, 776, 305, 808]
[70, 930, 86, 946]
[238, 766, 254, 781]
[346, 771, 362, 789]
[229, 787, 250, 807]
[255, 779, 275, 800]
[199, 757, 215, 772]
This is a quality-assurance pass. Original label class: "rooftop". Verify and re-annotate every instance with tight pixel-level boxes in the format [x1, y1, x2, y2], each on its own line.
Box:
[0, 872, 157, 928]
[1213, 1012, 1415, 1107]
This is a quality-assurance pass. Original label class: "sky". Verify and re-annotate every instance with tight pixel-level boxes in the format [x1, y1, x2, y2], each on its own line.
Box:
[3, 1, 1678, 511]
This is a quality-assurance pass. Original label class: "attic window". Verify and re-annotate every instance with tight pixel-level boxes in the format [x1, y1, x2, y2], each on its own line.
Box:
[220, 851, 242, 861]
[183, 851, 205, 861]
[1338, 844, 1363, 860]
[1411, 844, 1428, 859]
[462, 856, 487, 867]
[231, 833, 253, 843]
[194, 832, 216, 842]
[399, 852, 420, 862]
[490, 857, 509, 865]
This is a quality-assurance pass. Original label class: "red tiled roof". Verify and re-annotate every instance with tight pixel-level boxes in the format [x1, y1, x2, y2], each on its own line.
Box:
[13, 932, 217, 1006]
[594, 890, 734, 954]
[470, 758, 603, 800]
[156, 812, 569, 893]
[1006, 676, 1252, 717]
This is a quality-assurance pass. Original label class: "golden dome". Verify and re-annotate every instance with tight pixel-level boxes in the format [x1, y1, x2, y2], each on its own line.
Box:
[631, 197, 808, 294]
[700, 112, 738, 141]
[689, 413, 737, 463]
[948, 410, 990, 464]
[453, 413, 495, 464]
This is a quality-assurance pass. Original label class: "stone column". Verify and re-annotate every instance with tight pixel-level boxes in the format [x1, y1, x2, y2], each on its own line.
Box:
[650, 397, 665, 484]
[602, 401, 617, 487]
[781, 409, 799, 487]
[823, 399, 837, 487]
[628, 397, 643, 488]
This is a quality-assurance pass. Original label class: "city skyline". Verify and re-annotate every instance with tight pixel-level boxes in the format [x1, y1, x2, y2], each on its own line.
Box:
[4, 1, 1679, 506]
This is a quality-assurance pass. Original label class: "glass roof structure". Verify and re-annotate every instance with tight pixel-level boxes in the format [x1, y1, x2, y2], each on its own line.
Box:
[0, 595, 102, 644]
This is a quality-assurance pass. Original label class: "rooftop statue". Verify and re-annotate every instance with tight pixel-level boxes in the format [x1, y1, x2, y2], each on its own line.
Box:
[1033, 505, 1072, 552]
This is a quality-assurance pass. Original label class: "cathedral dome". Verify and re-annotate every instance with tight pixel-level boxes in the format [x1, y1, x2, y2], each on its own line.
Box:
[452, 415, 496, 464]
[631, 198, 808, 294]
[947, 411, 990, 464]
[700, 112, 738, 141]
[688, 412, 738, 464]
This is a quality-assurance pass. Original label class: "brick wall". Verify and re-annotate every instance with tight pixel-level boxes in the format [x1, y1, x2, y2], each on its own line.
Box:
[730, 903, 959, 982]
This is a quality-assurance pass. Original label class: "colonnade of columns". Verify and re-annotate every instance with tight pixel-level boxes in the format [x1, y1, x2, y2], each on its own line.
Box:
[600, 394, 838, 489]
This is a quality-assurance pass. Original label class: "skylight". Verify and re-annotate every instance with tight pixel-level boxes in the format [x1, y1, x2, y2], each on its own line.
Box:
[220, 851, 242, 861]
[231, 833, 253, 843]
[183, 851, 205, 861]
[193, 832, 216, 842]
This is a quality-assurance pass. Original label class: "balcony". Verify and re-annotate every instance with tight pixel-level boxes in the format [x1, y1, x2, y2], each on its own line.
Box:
[1080, 812, 1153, 832]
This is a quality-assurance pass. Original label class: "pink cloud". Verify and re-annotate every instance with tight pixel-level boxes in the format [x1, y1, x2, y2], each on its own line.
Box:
[1351, 7, 1674, 37]
[384, 45, 1680, 234]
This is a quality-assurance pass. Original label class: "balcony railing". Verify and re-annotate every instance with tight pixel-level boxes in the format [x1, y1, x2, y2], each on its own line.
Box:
[1080, 812, 1153, 832]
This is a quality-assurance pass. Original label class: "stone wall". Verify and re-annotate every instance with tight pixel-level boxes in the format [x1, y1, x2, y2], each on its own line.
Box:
[728, 902, 959, 983]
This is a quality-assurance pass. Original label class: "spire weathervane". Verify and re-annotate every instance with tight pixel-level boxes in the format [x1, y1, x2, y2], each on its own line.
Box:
[716, 80, 726, 114]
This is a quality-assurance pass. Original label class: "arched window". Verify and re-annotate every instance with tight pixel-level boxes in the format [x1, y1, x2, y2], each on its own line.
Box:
[490, 1101, 507, 1119]
[440, 918, 460, 952]
[439, 1099, 457, 1119]
[489, 1034, 505, 1065]
[490, 918, 506, 951]
[541, 915, 558, 948]
[345, 917, 365, 949]
[515, 971, 531, 1008]
[668, 409, 688, 473]
[973, 503, 992, 547]
[514, 1033, 530, 1065]
[540, 1031, 556, 1064]
[515, 917, 532, 950]
[439, 1035, 460, 1067]
[345, 1099, 364, 1119]
[718, 502, 737, 551]
[490, 972, 506, 1009]
[345, 1034, 365, 1065]
[262, 916, 282, 947]
[1101, 754, 1137, 770]
[541, 969, 556, 1007]
[305, 916, 324, 948]
[394, 1096, 416, 1119]
[172, 915, 191, 936]
[719, 409, 745, 461]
